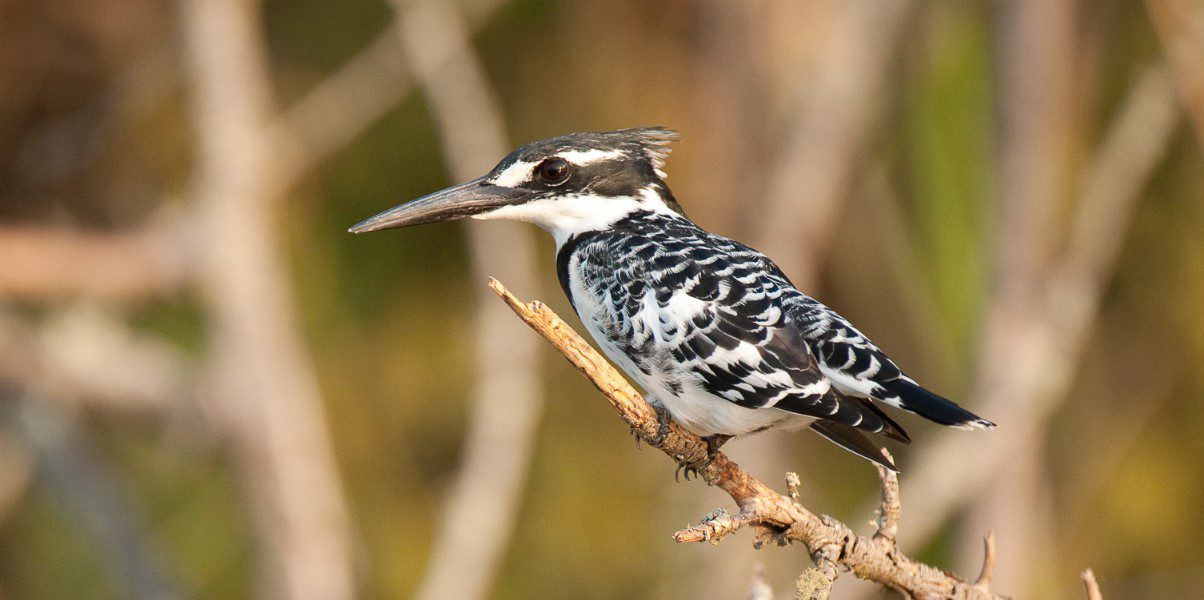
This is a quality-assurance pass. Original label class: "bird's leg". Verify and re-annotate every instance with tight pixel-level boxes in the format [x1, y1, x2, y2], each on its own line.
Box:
[704, 434, 732, 461]
[646, 400, 672, 447]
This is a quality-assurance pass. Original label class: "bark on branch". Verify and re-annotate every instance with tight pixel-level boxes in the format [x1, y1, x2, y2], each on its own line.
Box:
[488, 279, 1005, 599]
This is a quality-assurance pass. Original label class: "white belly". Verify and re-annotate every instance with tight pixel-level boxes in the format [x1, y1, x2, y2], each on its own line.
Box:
[568, 269, 807, 437]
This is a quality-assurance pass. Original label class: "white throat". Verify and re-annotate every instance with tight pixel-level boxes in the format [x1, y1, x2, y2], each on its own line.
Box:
[472, 187, 676, 247]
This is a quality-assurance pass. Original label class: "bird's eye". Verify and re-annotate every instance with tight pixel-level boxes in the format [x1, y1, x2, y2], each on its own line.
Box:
[537, 157, 571, 185]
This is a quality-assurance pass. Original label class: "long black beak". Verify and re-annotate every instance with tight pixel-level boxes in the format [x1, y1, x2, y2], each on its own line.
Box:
[348, 177, 530, 233]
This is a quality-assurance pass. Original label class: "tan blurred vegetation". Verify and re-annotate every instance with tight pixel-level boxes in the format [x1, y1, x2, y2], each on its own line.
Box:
[0, 0, 1202, 598]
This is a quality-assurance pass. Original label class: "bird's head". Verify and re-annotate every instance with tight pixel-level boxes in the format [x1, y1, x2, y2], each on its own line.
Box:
[349, 127, 683, 243]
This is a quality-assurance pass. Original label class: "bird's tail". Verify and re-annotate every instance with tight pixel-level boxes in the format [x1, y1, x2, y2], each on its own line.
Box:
[880, 379, 995, 430]
[810, 421, 898, 472]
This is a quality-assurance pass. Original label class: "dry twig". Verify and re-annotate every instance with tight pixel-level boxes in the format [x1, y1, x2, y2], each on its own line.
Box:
[489, 279, 1006, 599]
[975, 533, 998, 589]
[1081, 569, 1103, 600]
[874, 449, 901, 549]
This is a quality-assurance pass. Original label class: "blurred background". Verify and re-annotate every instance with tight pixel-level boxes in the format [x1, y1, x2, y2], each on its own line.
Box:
[0, 0, 1202, 598]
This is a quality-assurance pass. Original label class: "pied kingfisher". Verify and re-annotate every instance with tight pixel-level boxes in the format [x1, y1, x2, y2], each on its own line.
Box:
[351, 128, 993, 471]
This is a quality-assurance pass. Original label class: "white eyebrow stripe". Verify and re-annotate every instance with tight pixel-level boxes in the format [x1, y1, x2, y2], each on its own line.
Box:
[490, 159, 537, 187]
[488, 149, 623, 188]
[557, 148, 623, 164]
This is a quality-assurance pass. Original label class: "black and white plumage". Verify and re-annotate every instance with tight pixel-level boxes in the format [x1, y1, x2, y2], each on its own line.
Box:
[351, 128, 994, 471]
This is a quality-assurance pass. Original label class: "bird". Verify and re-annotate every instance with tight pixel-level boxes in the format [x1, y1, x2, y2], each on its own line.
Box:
[350, 127, 993, 472]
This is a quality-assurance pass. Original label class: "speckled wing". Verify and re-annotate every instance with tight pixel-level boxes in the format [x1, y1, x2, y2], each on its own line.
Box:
[567, 217, 905, 439]
[788, 298, 994, 430]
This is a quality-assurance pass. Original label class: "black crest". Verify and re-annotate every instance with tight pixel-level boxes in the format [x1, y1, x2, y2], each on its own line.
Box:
[517, 127, 676, 170]
[491, 127, 684, 213]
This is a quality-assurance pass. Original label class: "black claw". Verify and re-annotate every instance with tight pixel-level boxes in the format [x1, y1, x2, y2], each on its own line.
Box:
[674, 461, 703, 482]
[672, 434, 732, 483]
[675, 459, 705, 482]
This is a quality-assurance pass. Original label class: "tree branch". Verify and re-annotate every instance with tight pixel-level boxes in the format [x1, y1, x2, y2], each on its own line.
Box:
[391, 1, 545, 599]
[1145, 0, 1204, 149]
[0, 220, 190, 300]
[180, 1, 356, 597]
[874, 61, 1179, 562]
[267, 0, 509, 195]
[488, 278, 1006, 599]
[754, 1, 914, 282]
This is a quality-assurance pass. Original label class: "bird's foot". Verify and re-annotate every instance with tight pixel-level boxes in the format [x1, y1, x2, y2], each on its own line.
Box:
[675, 434, 732, 482]
[675, 462, 698, 482]
[644, 402, 672, 447]
[704, 434, 732, 461]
